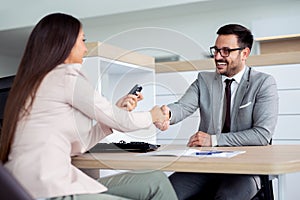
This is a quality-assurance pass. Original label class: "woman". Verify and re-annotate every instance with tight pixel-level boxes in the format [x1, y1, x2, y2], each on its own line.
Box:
[0, 13, 177, 200]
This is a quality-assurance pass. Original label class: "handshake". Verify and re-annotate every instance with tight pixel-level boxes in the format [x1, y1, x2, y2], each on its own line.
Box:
[150, 105, 170, 131]
[116, 93, 170, 131]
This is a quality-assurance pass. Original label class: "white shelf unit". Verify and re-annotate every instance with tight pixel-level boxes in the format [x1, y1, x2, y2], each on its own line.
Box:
[82, 42, 156, 144]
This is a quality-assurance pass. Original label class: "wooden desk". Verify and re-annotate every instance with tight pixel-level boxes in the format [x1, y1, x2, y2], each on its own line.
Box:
[72, 145, 300, 200]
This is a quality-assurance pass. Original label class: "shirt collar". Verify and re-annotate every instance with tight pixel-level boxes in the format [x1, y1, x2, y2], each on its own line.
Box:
[221, 66, 246, 84]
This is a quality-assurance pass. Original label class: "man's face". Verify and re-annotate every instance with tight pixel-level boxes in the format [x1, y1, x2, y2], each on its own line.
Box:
[213, 34, 248, 77]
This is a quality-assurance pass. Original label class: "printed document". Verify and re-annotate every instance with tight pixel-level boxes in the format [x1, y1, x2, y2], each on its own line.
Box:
[139, 148, 245, 158]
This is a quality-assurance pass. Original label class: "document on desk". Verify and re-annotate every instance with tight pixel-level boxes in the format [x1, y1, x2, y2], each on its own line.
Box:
[138, 149, 245, 158]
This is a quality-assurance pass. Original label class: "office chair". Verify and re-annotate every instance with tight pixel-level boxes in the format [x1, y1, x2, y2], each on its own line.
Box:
[251, 175, 274, 200]
[0, 162, 34, 200]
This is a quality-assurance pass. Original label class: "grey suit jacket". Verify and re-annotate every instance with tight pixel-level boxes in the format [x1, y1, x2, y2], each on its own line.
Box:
[168, 67, 279, 146]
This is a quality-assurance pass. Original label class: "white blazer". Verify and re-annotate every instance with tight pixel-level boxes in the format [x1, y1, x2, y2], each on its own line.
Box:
[5, 64, 152, 199]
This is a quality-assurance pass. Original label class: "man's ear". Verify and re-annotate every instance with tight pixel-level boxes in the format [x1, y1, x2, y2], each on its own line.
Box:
[241, 47, 251, 61]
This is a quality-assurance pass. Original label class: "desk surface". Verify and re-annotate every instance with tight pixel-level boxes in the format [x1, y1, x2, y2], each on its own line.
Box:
[72, 145, 300, 175]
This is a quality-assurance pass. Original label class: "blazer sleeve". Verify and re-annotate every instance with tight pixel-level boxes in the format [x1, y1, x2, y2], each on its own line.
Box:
[64, 65, 153, 133]
[168, 79, 200, 124]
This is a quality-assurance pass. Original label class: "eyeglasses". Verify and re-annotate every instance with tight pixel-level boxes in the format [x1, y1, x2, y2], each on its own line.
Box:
[210, 46, 245, 57]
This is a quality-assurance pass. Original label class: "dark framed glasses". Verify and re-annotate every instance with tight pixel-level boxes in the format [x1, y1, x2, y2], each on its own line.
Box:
[210, 46, 245, 57]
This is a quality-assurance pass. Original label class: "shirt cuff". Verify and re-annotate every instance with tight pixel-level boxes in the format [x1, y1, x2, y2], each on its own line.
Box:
[211, 135, 218, 146]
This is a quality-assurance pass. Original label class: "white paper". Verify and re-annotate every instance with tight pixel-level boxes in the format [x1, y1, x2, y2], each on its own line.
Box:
[138, 149, 245, 158]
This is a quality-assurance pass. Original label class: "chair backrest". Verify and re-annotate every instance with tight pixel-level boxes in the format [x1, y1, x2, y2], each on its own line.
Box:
[0, 162, 33, 200]
[0, 75, 15, 135]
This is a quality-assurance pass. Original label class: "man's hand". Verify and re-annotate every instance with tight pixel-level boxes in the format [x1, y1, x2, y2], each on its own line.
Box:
[116, 93, 143, 111]
[187, 131, 212, 147]
[154, 105, 170, 131]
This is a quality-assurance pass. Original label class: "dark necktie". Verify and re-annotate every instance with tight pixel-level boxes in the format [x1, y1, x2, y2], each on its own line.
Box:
[222, 79, 234, 133]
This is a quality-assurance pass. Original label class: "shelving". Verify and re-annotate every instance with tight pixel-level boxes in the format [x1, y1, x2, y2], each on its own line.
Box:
[155, 51, 300, 73]
[255, 34, 300, 54]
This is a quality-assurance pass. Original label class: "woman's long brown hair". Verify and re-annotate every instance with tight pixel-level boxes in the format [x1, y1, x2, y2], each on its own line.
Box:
[0, 13, 81, 163]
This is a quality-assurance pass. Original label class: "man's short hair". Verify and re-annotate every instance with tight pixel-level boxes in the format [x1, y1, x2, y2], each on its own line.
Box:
[217, 24, 253, 50]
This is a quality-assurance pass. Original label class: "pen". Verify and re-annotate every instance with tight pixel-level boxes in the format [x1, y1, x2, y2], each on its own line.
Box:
[195, 151, 223, 155]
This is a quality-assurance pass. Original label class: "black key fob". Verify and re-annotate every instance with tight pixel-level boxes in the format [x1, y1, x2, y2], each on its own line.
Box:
[128, 84, 143, 96]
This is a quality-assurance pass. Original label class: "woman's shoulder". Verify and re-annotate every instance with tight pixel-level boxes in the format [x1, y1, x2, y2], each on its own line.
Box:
[54, 63, 89, 78]
[56, 63, 82, 74]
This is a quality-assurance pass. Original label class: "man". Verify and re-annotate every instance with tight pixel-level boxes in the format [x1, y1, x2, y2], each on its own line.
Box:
[156, 24, 279, 200]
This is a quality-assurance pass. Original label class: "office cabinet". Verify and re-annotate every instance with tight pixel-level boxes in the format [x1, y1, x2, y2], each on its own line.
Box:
[83, 42, 156, 144]
[253, 64, 300, 145]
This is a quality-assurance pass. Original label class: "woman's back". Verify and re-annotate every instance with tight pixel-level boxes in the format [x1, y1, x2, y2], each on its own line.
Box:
[5, 64, 108, 198]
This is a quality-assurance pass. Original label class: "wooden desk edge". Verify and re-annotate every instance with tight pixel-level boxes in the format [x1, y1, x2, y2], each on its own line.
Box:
[72, 145, 300, 175]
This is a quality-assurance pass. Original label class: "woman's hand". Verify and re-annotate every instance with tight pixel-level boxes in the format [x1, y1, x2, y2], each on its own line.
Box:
[116, 93, 144, 111]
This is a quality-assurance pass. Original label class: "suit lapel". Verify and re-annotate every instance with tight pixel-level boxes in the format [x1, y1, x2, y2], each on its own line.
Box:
[231, 67, 250, 128]
[211, 74, 223, 133]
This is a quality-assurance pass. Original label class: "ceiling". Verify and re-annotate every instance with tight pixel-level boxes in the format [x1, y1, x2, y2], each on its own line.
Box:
[0, 0, 294, 59]
[0, 0, 213, 58]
